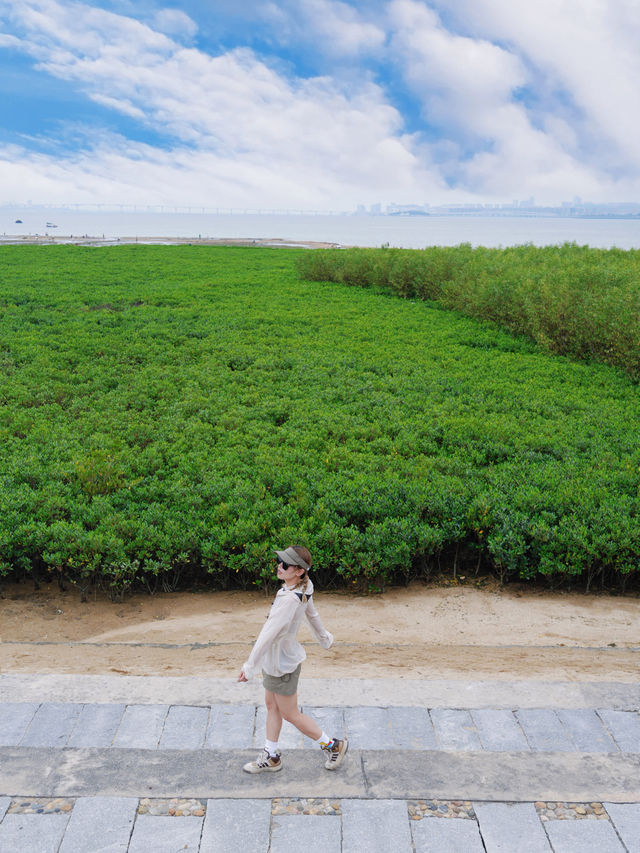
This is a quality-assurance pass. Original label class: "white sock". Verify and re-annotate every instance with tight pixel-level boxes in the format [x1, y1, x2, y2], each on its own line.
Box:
[317, 731, 334, 748]
[265, 739, 279, 756]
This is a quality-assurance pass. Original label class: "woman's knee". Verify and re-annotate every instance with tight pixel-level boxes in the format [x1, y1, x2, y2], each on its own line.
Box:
[265, 691, 279, 713]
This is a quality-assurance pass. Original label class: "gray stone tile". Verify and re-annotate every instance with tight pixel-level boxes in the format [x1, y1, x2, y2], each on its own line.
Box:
[271, 814, 341, 853]
[556, 709, 618, 752]
[0, 797, 10, 821]
[159, 705, 210, 749]
[605, 802, 640, 853]
[255, 706, 304, 749]
[474, 802, 551, 852]
[471, 709, 530, 752]
[0, 813, 70, 853]
[544, 818, 626, 852]
[58, 796, 137, 853]
[302, 707, 345, 749]
[344, 707, 394, 749]
[598, 710, 640, 752]
[205, 704, 255, 749]
[201, 799, 270, 853]
[412, 816, 485, 852]
[67, 704, 125, 748]
[430, 709, 482, 750]
[112, 705, 168, 749]
[127, 815, 203, 852]
[0, 703, 40, 747]
[341, 799, 412, 853]
[20, 702, 82, 747]
[515, 709, 576, 752]
[388, 706, 437, 749]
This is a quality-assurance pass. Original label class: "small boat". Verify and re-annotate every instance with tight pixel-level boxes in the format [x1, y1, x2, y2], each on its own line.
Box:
[15, 219, 22, 223]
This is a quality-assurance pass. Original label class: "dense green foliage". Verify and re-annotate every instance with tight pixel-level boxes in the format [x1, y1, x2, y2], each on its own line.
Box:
[1, 245, 638, 596]
[297, 243, 640, 380]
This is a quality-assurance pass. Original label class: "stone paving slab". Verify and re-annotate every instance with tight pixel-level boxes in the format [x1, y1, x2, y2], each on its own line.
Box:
[3, 746, 639, 801]
[471, 709, 530, 752]
[4, 674, 639, 709]
[341, 799, 412, 853]
[57, 796, 137, 853]
[5, 701, 635, 754]
[605, 803, 640, 853]
[0, 812, 70, 853]
[127, 814, 203, 852]
[112, 705, 168, 749]
[430, 709, 482, 750]
[474, 802, 552, 852]
[411, 815, 486, 853]
[200, 799, 271, 853]
[544, 818, 627, 852]
[0, 703, 39, 746]
[66, 704, 126, 748]
[3, 797, 639, 852]
[344, 706, 395, 749]
[159, 705, 209, 750]
[20, 702, 82, 748]
[205, 704, 255, 749]
[556, 708, 619, 753]
[388, 706, 438, 750]
[271, 813, 342, 853]
[515, 709, 576, 752]
[598, 709, 640, 752]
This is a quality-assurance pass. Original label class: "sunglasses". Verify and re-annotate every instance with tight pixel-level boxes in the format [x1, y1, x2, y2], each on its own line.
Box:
[278, 560, 293, 570]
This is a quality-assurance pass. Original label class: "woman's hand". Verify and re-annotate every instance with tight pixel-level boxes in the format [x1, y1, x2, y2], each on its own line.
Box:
[237, 670, 248, 682]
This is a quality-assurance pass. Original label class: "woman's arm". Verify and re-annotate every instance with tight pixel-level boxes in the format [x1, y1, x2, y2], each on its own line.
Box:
[241, 593, 299, 679]
[305, 598, 334, 649]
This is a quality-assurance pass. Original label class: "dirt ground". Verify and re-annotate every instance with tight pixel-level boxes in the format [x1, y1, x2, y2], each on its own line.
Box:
[1, 580, 638, 682]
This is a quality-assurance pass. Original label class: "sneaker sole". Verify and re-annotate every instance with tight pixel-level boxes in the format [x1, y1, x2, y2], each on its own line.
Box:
[243, 762, 283, 774]
[325, 738, 349, 771]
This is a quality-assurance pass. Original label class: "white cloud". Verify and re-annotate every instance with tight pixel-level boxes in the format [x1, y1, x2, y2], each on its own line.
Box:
[262, 0, 386, 57]
[152, 8, 197, 40]
[425, 0, 640, 177]
[388, 0, 640, 200]
[1, 0, 639, 207]
[0, 0, 442, 207]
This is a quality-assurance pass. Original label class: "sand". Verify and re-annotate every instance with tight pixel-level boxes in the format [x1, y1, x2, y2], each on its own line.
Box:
[1, 580, 638, 682]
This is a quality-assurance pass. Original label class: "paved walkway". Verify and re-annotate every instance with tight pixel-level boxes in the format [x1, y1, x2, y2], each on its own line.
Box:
[1, 675, 639, 851]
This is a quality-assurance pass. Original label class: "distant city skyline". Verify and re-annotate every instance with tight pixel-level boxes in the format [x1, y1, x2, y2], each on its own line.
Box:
[1, 1, 639, 210]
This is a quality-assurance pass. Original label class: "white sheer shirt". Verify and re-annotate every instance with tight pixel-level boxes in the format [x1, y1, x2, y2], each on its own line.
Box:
[242, 579, 334, 679]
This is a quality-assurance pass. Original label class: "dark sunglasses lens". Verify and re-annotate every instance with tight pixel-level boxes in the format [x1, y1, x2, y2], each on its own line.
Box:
[280, 562, 291, 570]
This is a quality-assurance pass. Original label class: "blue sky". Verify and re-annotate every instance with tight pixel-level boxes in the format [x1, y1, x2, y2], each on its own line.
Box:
[1, 0, 639, 209]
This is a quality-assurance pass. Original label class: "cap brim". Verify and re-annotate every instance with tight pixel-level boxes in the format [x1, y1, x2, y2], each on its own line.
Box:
[274, 548, 309, 570]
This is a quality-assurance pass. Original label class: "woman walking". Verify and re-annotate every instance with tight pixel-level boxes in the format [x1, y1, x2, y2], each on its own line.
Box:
[237, 545, 348, 773]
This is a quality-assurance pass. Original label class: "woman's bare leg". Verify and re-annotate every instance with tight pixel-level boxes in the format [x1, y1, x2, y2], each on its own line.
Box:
[274, 692, 322, 740]
[265, 690, 283, 742]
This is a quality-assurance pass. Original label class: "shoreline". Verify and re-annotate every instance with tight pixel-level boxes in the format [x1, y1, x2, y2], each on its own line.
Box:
[0, 235, 342, 249]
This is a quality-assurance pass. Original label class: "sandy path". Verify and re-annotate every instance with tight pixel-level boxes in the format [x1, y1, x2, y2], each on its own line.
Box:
[1, 581, 638, 681]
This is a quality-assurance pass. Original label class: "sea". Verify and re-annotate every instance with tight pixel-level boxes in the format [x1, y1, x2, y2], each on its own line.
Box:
[2, 206, 640, 250]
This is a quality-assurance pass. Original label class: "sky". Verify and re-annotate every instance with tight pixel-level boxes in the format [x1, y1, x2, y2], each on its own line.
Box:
[1, 0, 639, 210]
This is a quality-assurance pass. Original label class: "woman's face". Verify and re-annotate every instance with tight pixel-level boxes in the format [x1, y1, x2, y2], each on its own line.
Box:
[277, 561, 303, 585]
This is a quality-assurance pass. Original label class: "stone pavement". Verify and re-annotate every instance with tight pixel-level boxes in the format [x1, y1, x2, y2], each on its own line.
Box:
[0, 674, 639, 852]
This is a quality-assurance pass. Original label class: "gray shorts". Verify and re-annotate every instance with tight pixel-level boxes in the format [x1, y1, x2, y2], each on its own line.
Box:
[262, 663, 302, 696]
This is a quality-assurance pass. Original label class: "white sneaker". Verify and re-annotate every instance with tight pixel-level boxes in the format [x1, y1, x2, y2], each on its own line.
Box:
[322, 738, 348, 770]
[243, 748, 283, 774]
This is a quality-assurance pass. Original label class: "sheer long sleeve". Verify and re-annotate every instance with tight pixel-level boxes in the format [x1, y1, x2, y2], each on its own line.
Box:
[305, 597, 334, 649]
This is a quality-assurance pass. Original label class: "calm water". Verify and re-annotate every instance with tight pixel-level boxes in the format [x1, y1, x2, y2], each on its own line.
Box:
[2, 207, 640, 249]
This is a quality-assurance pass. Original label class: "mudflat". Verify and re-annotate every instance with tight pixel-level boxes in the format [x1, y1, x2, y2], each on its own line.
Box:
[1, 581, 638, 681]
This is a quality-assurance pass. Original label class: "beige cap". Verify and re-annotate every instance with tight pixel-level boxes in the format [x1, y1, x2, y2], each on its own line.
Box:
[275, 547, 310, 571]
